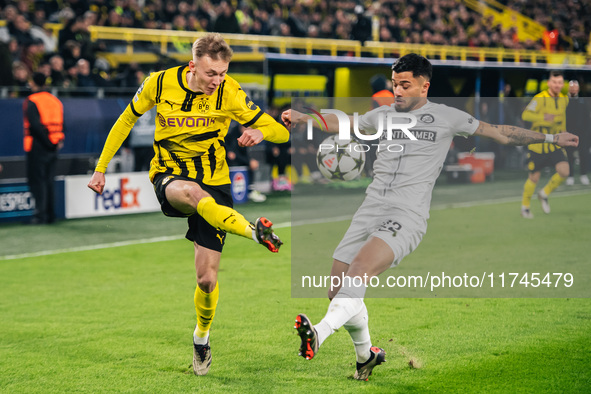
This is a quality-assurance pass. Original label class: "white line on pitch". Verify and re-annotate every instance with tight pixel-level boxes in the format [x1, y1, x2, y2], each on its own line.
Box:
[1, 189, 588, 261]
[431, 188, 591, 210]
[0, 236, 184, 261]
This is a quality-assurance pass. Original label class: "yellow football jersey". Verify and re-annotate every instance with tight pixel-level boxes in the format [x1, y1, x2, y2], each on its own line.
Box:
[95, 65, 289, 185]
[521, 90, 569, 154]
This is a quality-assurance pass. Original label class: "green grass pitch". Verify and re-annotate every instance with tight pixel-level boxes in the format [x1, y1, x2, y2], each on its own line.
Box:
[1, 185, 590, 392]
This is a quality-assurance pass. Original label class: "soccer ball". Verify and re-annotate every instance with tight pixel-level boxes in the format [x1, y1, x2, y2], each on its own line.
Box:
[316, 135, 366, 181]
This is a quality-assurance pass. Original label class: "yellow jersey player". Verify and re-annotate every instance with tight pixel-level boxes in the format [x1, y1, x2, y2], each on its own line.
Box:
[520, 70, 570, 218]
[87, 33, 289, 376]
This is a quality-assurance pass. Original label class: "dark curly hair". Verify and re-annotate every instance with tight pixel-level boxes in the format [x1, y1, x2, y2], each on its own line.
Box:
[392, 54, 432, 81]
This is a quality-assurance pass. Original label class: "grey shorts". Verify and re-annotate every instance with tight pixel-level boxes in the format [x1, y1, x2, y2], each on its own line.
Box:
[333, 196, 427, 267]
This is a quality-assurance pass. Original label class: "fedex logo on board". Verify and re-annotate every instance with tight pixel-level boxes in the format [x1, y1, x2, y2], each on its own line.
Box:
[95, 178, 140, 211]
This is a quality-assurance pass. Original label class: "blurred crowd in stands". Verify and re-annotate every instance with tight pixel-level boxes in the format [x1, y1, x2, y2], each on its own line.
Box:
[0, 0, 147, 95]
[1, 0, 590, 93]
[501, 0, 590, 53]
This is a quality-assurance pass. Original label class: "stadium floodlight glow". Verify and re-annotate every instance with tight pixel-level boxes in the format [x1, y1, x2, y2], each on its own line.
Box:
[305, 108, 418, 141]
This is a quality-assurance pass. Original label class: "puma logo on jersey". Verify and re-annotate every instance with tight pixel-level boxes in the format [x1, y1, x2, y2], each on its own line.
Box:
[161, 176, 174, 185]
[165, 100, 174, 109]
[216, 233, 225, 244]
[223, 213, 235, 224]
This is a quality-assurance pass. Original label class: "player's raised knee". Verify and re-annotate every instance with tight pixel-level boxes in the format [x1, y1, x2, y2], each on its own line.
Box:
[182, 182, 210, 202]
[557, 168, 570, 178]
[167, 180, 210, 206]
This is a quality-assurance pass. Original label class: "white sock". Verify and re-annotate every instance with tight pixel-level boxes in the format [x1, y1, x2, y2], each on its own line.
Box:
[193, 329, 209, 345]
[314, 279, 367, 347]
[343, 302, 372, 363]
[314, 320, 334, 347]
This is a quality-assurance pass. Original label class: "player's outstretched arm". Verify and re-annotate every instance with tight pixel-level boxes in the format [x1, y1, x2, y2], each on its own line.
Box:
[88, 171, 106, 194]
[88, 73, 156, 190]
[474, 121, 579, 147]
[281, 109, 349, 133]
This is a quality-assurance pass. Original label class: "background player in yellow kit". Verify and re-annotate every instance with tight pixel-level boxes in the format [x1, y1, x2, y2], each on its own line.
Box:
[520, 70, 569, 218]
[87, 33, 289, 376]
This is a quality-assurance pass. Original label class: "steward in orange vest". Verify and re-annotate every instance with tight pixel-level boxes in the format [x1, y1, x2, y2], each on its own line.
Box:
[23, 87, 64, 152]
[370, 74, 394, 108]
[23, 72, 64, 224]
[372, 89, 395, 107]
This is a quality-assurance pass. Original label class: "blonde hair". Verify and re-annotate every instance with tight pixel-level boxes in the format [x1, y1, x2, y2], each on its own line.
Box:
[192, 33, 233, 62]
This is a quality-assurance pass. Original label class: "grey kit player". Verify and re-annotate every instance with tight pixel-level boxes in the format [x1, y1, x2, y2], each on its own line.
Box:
[281, 53, 579, 380]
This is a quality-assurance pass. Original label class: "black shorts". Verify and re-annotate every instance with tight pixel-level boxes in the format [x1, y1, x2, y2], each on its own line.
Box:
[153, 173, 233, 252]
[526, 149, 568, 173]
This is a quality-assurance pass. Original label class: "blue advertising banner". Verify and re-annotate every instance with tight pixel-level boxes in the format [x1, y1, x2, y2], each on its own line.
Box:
[0, 179, 65, 223]
[0, 182, 35, 220]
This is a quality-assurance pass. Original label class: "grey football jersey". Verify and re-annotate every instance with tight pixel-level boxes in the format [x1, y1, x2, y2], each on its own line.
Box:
[358, 101, 479, 219]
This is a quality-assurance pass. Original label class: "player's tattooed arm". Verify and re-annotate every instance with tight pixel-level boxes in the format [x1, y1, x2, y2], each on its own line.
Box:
[499, 124, 543, 145]
[474, 121, 579, 147]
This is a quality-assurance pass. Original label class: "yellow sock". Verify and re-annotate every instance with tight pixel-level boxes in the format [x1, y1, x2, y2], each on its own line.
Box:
[194, 282, 219, 338]
[542, 173, 565, 196]
[197, 197, 252, 239]
[522, 178, 537, 208]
